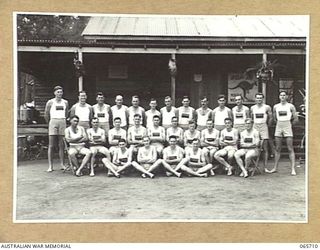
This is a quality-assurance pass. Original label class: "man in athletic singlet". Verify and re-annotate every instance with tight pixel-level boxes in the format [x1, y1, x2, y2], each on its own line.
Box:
[145, 98, 161, 128]
[196, 97, 212, 131]
[177, 96, 196, 130]
[265, 91, 298, 175]
[127, 95, 146, 127]
[201, 119, 220, 175]
[177, 139, 212, 177]
[160, 96, 178, 129]
[136, 136, 173, 178]
[234, 118, 260, 178]
[111, 95, 128, 130]
[232, 95, 250, 133]
[108, 117, 127, 156]
[184, 120, 201, 149]
[127, 114, 147, 154]
[148, 115, 166, 155]
[69, 91, 93, 129]
[92, 92, 112, 136]
[166, 116, 184, 146]
[103, 139, 153, 178]
[87, 117, 111, 177]
[162, 135, 184, 177]
[44, 85, 69, 172]
[64, 115, 92, 177]
[250, 92, 273, 168]
[212, 94, 232, 131]
[214, 118, 239, 176]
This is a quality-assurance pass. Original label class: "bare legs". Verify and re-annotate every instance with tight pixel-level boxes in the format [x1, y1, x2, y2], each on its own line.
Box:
[47, 135, 65, 172]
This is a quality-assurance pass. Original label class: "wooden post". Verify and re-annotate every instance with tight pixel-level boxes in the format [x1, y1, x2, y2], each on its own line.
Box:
[262, 53, 267, 100]
[171, 53, 176, 106]
[78, 49, 83, 92]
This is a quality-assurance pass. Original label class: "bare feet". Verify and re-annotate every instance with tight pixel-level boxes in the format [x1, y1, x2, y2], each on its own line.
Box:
[89, 172, 95, 177]
[210, 169, 215, 176]
[291, 170, 297, 176]
[47, 168, 53, 172]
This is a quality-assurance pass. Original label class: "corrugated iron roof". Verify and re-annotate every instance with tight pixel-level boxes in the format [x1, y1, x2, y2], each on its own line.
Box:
[82, 15, 308, 39]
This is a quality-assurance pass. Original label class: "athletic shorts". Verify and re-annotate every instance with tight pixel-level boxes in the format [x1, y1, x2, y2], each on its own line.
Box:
[275, 121, 293, 137]
[216, 145, 237, 157]
[202, 146, 219, 154]
[140, 163, 153, 171]
[214, 124, 226, 131]
[90, 146, 109, 155]
[79, 121, 90, 129]
[236, 148, 259, 157]
[233, 124, 246, 133]
[68, 145, 91, 155]
[179, 124, 189, 131]
[253, 123, 269, 139]
[49, 118, 66, 136]
[99, 122, 110, 135]
[197, 125, 206, 131]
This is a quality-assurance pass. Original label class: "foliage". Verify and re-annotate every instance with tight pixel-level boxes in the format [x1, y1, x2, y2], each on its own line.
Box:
[17, 14, 90, 41]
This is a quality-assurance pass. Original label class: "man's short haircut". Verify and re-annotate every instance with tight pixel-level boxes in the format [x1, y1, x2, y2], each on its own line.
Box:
[153, 115, 160, 120]
[79, 90, 86, 95]
[188, 119, 196, 125]
[279, 90, 288, 95]
[165, 96, 171, 100]
[113, 117, 121, 122]
[201, 96, 208, 101]
[118, 138, 127, 144]
[53, 85, 63, 92]
[115, 95, 123, 100]
[255, 92, 264, 98]
[217, 94, 226, 100]
[182, 96, 190, 100]
[168, 135, 177, 140]
[96, 92, 104, 97]
[91, 117, 99, 123]
[142, 135, 150, 140]
[235, 94, 243, 100]
[70, 115, 80, 121]
[133, 114, 141, 119]
[206, 119, 213, 123]
[150, 98, 157, 102]
[132, 95, 139, 100]
[224, 117, 232, 123]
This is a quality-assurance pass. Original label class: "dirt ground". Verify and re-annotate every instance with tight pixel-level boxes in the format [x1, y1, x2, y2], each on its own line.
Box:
[16, 159, 306, 221]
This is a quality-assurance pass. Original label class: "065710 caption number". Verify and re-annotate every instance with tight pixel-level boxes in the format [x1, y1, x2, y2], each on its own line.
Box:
[300, 244, 319, 248]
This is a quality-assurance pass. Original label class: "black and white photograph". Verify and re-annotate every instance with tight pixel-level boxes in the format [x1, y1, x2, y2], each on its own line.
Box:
[14, 13, 308, 222]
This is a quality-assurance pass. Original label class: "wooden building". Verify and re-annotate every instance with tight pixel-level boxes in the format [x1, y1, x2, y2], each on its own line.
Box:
[17, 15, 307, 117]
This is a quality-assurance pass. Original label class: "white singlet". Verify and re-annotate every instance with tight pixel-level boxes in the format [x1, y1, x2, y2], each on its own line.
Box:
[213, 107, 231, 126]
[49, 98, 67, 119]
[111, 105, 128, 127]
[93, 104, 110, 123]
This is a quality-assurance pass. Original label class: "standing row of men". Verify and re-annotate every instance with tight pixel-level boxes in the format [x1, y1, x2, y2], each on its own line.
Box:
[45, 85, 298, 176]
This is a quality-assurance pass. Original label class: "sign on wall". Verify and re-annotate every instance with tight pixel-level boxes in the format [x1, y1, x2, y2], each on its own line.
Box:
[228, 72, 258, 104]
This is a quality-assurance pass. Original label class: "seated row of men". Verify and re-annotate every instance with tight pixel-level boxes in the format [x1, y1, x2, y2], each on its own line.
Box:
[65, 114, 261, 178]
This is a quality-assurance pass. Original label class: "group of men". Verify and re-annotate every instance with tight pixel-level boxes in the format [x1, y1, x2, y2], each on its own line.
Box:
[44, 85, 298, 178]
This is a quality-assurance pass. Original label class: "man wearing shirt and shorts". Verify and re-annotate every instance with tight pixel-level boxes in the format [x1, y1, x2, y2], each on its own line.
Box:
[87, 117, 111, 177]
[92, 92, 112, 136]
[108, 117, 127, 156]
[214, 118, 239, 176]
[145, 98, 161, 128]
[64, 115, 92, 177]
[196, 96, 212, 131]
[160, 96, 178, 129]
[201, 119, 220, 175]
[250, 92, 273, 168]
[127, 95, 146, 127]
[234, 118, 260, 178]
[127, 114, 147, 155]
[265, 91, 298, 175]
[69, 91, 93, 129]
[44, 85, 69, 172]
[165, 116, 184, 146]
[177, 139, 212, 177]
[162, 135, 184, 177]
[148, 115, 166, 155]
[212, 94, 232, 131]
[177, 96, 196, 130]
[232, 95, 250, 133]
[111, 95, 128, 130]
